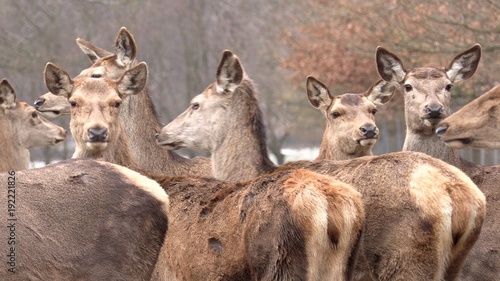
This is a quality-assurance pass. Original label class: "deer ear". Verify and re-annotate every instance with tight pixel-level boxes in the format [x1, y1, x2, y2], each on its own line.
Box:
[76, 38, 113, 63]
[446, 44, 481, 83]
[306, 76, 333, 110]
[114, 27, 137, 67]
[216, 50, 243, 94]
[365, 79, 397, 106]
[44, 63, 74, 98]
[117, 62, 147, 97]
[0, 79, 17, 110]
[376, 46, 406, 83]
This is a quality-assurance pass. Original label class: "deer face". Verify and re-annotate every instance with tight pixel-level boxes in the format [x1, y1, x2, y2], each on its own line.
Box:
[44, 62, 147, 155]
[376, 45, 481, 135]
[0, 79, 66, 149]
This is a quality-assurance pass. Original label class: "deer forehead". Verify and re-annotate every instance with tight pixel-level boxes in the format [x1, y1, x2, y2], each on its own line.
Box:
[331, 94, 375, 112]
[72, 78, 121, 100]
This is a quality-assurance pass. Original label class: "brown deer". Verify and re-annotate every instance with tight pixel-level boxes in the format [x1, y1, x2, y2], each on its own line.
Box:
[0, 79, 66, 171]
[306, 76, 394, 160]
[34, 92, 71, 118]
[44, 60, 366, 281]
[0, 158, 169, 280]
[436, 84, 500, 149]
[157, 49, 486, 281]
[375, 44, 499, 281]
[35, 27, 212, 176]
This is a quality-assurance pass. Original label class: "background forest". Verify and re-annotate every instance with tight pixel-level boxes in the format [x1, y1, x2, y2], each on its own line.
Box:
[0, 0, 499, 165]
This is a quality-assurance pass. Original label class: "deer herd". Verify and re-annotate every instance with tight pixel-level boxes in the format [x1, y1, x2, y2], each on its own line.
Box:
[0, 27, 497, 281]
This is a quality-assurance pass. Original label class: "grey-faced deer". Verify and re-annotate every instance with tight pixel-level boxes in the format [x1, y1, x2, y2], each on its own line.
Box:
[306, 76, 394, 160]
[157, 50, 486, 281]
[436, 84, 500, 149]
[0, 158, 169, 280]
[0, 79, 66, 171]
[44, 60, 366, 281]
[375, 44, 499, 281]
[35, 27, 212, 176]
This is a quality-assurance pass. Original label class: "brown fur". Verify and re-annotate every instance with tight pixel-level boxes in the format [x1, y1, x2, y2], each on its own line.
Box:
[35, 27, 212, 176]
[0, 79, 66, 171]
[46, 55, 366, 280]
[158, 50, 486, 281]
[376, 44, 496, 281]
[0, 158, 169, 280]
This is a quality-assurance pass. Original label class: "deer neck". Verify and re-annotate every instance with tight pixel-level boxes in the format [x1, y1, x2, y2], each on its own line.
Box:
[403, 128, 464, 167]
[0, 118, 30, 170]
[211, 93, 275, 181]
[120, 88, 205, 175]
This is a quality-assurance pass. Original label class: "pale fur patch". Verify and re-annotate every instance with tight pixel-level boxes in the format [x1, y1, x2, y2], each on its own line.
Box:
[409, 164, 453, 281]
[284, 170, 361, 280]
[106, 162, 170, 208]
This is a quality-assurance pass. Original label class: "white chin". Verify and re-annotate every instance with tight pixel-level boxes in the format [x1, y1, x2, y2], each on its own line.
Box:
[359, 139, 377, 147]
[444, 140, 467, 149]
[86, 142, 108, 151]
[39, 111, 61, 119]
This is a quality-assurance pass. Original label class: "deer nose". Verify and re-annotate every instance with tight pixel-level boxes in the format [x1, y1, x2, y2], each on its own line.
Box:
[425, 104, 443, 118]
[360, 124, 378, 139]
[435, 125, 448, 137]
[34, 98, 45, 109]
[88, 128, 108, 142]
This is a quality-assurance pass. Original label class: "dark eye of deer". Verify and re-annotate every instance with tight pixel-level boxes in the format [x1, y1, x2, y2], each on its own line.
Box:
[91, 74, 102, 78]
[404, 84, 413, 92]
[371, 109, 378, 115]
[114, 102, 121, 108]
[332, 112, 340, 118]
[192, 103, 200, 110]
[69, 101, 77, 108]
[445, 84, 452, 91]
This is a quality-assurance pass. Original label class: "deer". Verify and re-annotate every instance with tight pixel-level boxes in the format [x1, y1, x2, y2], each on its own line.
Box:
[43, 60, 367, 281]
[34, 27, 212, 176]
[375, 44, 499, 281]
[0, 79, 67, 171]
[156, 49, 486, 281]
[305, 76, 395, 160]
[436, 84, 500, 150]
[0, 158, 169, 280]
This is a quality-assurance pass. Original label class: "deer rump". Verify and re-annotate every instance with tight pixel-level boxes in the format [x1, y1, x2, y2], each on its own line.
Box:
[151, 168, 364, 281]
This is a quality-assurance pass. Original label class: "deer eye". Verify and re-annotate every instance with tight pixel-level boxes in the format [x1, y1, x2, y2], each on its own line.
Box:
[371, 108, 378, 115]
[114, 101, 121, 108]
[404, 84, 413, 92]
[69, 101, 77, 108]
[332, 111, 340, 118]
[91, 73, 102, 78]
[191, 103, 200, 110]
[31, 112, 38, 118]
[445, 84, 452, 91]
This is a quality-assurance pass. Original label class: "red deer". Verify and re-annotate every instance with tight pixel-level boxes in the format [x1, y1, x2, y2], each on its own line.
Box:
[44, 60, 366, 281]
[436, 84, 500, 149]
[0, 79, 66, 171]
[306, 76, 394, 160]
[35, 27, 212, 176]
[0, 158, 169, 280]
[375, 44, 498, 281]
[34, 92, 71, 118]
[157, 49, 486, 281]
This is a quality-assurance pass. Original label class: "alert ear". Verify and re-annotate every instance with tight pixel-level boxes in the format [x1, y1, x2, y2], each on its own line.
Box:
[216, 50, 243, 94]
[446, 44, 481, 83]
[365, 79, 397, 106]
[306, 76, 333, 111]
[117, 62, 148, 97]
[76, 38, 114, 63]
[376, 46, 406, 83]
[44, 63, 74, 99]
[0, 79, 17, 110]
[114, 27, 137, 67]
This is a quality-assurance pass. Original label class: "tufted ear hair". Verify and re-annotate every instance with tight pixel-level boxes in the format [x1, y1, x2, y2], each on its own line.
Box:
[306, 76, 333, 111]
[0, 79, 17, 110]
[44, 63, 74, 99]
[446, 44, 481, 83]
[76, 37, 114, 63]
[365, 79, 397, 106]
[216, 50, 244, 94]
[114, 27, 137, 67]
[117, 62, 148, 97]
[376, 46, 406, 83]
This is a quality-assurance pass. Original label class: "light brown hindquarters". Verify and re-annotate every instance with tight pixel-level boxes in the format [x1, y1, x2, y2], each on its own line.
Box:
[0, 159, 168, 281]
[151, 168, 364, 281]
